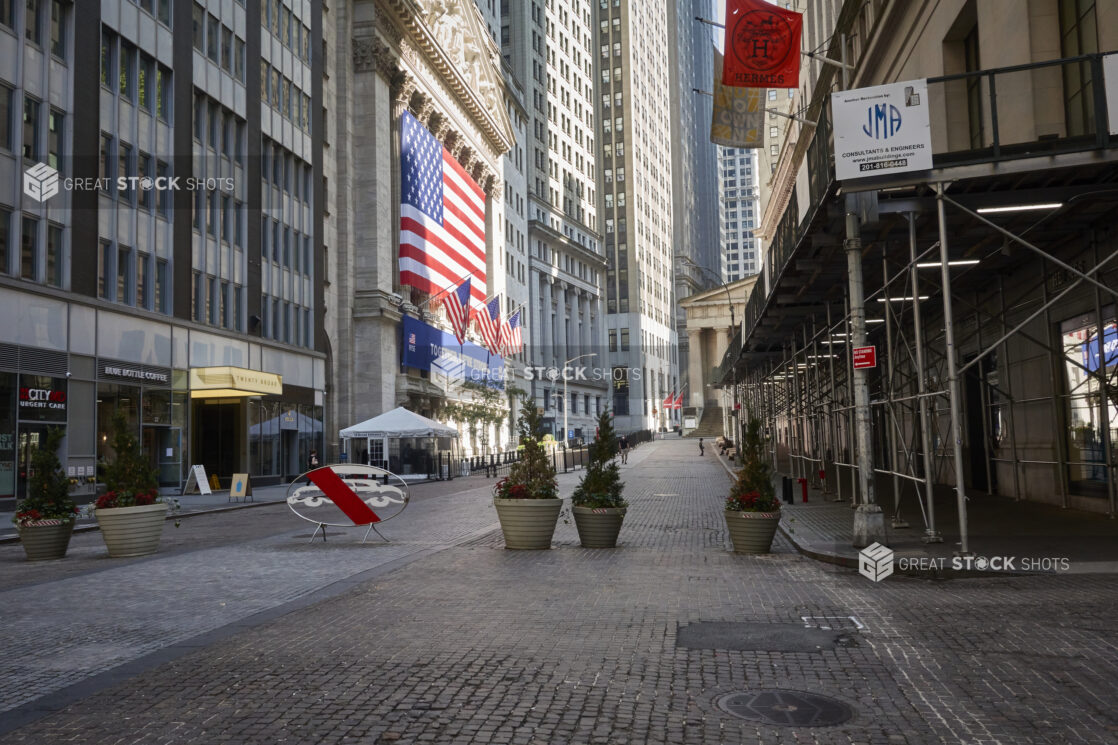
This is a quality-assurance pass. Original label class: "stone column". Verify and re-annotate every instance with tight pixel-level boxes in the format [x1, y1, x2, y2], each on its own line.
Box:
[688, 328, 704, 408]
[556, 282, 568, 369]
[581, 293, 591, 359]
[543, 277, 554, 368]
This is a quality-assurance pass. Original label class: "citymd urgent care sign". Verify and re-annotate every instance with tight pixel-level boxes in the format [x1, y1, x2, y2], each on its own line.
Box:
[832, 79, 932, 181]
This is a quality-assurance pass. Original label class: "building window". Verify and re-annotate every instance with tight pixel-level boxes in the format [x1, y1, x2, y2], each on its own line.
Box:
[156, 161, 171, 215]
[136, 252, 149, 308]
[220, 26, 232, 72]
[0, 1, 12, 29]
[20, 215, 37, 281]
[25, 0, 41, 44]
[137, 152, 152, 209]
[117, 142, 132, 203]
[155, 259, 168, 313]
[117, 245, 131, 304]
[119, 41, 135, 101]
[155, 66, 171, 120]
[206, 15, 218, 62]
[192, 3, 203, 51]
[0, 208, 9, 275]
[0, 86, 12, 151]
[46, 222, 61, 287]
[49, 0, 65, 59]
[47, 108, 61, 170]
[99, 240, 111, 299]
[138, 54, 153, 111]
[158, 0, 171, 27]
[22, 96, 39, 161]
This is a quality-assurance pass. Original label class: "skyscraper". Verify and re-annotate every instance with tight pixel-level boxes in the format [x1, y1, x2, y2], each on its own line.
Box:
[0, 1, 328, 507]
[671, 1, 721, 423]
[719, 147, 760, 282]
[597, 0, 676, 433]
[502, 0, 609, 442]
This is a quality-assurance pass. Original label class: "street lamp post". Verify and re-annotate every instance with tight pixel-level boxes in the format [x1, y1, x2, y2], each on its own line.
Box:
[563, 353, 597, 449]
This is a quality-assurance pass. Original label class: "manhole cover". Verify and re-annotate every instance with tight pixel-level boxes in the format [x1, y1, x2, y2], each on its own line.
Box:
[716, 690, 854, 727]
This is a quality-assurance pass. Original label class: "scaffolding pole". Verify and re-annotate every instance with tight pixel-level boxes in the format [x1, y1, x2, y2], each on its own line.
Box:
[908, 213, 942, 542]
[935, 182, 972, 556]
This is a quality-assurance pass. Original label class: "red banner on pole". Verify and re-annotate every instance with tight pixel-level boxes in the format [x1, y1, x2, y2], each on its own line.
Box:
[722, 0, 803, 89]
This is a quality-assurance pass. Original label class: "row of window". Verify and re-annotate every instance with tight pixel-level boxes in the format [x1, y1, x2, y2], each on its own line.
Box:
[1, 88, 62, 168]
[101, 27, 173, 121]
[128, 0, 173, 28]
[1, 0, 66, 59]
[100, 240, 169, 314]
[262, 216, 311, 275]
[262, 0, 312, 63]
[99, 132, 174, 216]
[0, 208, 62, 288]
[263, 139, 313, 203]
[261, 60, 312, 133]
[261, 293, 310, 347]
[193, 91, 247, 165]
[192, 190, 246, 250]
[192, 271, 244, 331]
[192, 3, 247, 82]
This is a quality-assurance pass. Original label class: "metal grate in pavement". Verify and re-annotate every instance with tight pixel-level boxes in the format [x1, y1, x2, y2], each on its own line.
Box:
[715, 689, 855, 727]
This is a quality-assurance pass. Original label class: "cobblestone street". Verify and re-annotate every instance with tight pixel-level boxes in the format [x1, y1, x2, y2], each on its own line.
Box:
[2, 439, 1117, 744]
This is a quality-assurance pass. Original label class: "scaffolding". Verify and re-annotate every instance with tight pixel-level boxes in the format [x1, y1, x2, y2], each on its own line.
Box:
[729, 53, 1118, 553]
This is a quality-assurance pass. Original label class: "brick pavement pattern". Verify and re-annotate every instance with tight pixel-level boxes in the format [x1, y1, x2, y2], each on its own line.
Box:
[1, 439, 1117, 744]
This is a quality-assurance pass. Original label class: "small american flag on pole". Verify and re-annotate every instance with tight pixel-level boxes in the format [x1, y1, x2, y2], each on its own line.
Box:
[441, 277, 472, 345]
[399, 111, 487, 312]
[476, 297, 502, 353]
[501, 310, 523, 356]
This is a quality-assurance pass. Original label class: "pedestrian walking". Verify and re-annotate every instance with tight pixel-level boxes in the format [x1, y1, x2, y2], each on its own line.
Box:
[619, 435, 629, 464]
[699, 437, 705, 456]
[308, 449, 320, 470]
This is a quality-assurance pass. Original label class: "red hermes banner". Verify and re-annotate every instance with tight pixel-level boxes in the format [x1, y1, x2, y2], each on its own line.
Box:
[722, 0, 803, 89]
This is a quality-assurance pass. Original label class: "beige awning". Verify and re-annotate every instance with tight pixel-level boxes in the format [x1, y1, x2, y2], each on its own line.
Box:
[189, 366, 283, 399]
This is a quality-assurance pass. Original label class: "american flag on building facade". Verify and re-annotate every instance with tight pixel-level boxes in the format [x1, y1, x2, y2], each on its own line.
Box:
[441, 277, 472, 345]
[399, 111, 487, 311]
[501, 310, 523, 356]
[476, 297, 502, 354]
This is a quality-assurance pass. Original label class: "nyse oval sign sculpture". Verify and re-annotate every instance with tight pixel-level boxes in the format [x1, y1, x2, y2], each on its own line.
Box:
[287, 465, 410, 542]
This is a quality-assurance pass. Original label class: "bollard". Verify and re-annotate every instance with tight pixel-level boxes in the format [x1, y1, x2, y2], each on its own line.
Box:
[798, 477, 808, 503]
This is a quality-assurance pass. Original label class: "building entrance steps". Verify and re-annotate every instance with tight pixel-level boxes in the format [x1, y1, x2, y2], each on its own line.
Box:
[715, 452, 1118, 575]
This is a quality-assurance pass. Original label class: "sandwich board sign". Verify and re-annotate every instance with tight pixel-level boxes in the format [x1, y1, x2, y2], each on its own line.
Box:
[832, 79, 932, 181]
[182, 464, 212, 495]
[230, 473, 253, 502]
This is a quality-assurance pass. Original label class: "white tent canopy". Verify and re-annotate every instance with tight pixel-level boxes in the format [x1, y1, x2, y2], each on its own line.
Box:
[339, 407, 458, 439]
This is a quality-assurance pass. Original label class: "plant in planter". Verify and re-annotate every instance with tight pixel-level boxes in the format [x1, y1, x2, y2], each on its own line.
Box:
[12, 428, 80, 561]
[571, 409, 627, 548]
[94, 411, 174, 558]
[724, 417, 782, 554]
[493, 401, 560, 549]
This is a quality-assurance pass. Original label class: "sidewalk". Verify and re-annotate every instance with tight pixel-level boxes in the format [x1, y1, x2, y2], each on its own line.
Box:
[0, 469, 518, 543]
[715, 452, 1118, 574]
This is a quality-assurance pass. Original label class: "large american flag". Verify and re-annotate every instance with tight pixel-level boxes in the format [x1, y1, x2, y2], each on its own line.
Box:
[399, 111, 487, 310]
[441, 277, 472, 345]
[502, 310, 523, 356]
[476, 297, 502, 353]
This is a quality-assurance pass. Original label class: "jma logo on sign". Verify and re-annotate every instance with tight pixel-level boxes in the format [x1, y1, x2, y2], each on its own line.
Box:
[863, 103, 902, 139]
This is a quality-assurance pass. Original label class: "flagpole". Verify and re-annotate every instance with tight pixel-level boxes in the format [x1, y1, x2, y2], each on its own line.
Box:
[419, 272, 475, 309]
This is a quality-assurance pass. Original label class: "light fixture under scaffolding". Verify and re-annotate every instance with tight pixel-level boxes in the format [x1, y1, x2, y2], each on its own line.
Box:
[876, 296, 930, 302]
[976, 202, 1062, 214]
[916, 260, 981, 268]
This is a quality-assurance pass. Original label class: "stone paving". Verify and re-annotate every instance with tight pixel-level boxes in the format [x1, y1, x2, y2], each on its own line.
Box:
[1, 440, 1117, 744]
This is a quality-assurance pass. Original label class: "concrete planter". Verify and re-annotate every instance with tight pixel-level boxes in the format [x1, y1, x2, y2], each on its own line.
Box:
[18, 520, 75, 561]
[494, 498, 562, 549]
[572, 506, 626, 548]
[95, 502, 168, 558]
[724, 510, 780, 554]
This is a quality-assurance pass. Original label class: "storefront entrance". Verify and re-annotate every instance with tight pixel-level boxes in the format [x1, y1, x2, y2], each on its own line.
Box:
[192, 400, 243, 483]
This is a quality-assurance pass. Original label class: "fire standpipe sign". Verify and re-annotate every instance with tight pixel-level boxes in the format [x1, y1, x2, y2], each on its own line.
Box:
[853, 346, 877, 370]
